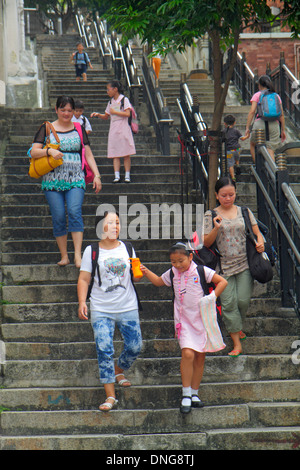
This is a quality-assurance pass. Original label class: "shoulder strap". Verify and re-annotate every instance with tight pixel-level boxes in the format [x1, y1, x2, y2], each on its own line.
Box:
[197, 265, 209, 296]
[211, 209, 217, 227]
[73, 121, 83, 143]
[43, 121, 60, 144]
[241, 206, 256, 244]
[169, 269, 175, 303]
[87, 243, 100, 300]
[122, 241, 143, 311]
[122, 240, 133, 258]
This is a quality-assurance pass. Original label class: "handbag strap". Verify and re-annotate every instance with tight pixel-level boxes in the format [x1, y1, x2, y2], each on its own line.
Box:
[241, 206, 257, 245]
[43, 121, 60, 145]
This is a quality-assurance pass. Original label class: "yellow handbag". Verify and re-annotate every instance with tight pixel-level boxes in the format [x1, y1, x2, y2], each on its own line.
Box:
[28, 121, 63, 178]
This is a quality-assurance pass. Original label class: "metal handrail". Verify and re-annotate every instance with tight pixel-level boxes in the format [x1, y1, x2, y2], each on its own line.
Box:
[93, 16, 142, 103]
[251, 164, 300, 265]
[176, 97, 208, 180]
[141, 54, 173, 155]
[254, 144, 300, 317]
[75, 13, 93, 48]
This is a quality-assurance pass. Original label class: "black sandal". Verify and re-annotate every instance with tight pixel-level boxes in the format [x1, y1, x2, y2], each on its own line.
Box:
[191, 395, 204, 408]
[180, 396, 192, 414]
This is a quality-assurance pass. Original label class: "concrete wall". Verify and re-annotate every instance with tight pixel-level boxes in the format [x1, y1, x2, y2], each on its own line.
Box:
[0, 0, 40, 107]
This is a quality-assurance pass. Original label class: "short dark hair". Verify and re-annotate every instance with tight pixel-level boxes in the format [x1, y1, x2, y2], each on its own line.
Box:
[56, 95, 75, 110]
[224, 114, 236, 126]
[169, 242, 191, 257]
[107, 80, 124, 94]
[215, 176, 236, 194]
[74, 100, 84, 110]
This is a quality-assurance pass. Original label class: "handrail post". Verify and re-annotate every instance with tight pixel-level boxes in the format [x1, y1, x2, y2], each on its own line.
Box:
[161, 98, 171, 155]
[279, 51, 286, 109]
[276, 156, 293, 307]
[241, 52, 247, 103]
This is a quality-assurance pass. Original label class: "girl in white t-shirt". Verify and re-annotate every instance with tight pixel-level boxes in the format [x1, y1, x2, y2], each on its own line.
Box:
[78, 211, 142, 412]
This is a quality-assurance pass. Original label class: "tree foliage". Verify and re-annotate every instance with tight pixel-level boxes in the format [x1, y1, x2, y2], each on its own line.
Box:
[104, 0, 300, 205]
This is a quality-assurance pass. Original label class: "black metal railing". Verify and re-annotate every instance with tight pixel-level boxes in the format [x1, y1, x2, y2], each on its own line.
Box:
[176, 79, 228, 209]
[92, 16, 142, 106]
[253, 140, 300, 318]
[176, 81, 209, 207]
[141, 55, 173, 155]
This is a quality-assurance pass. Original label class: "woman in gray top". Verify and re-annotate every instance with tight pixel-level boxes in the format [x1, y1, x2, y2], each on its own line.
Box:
[203, 177, 264, 356]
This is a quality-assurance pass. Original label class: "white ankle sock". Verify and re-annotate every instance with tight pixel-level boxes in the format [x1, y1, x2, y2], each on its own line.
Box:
[115, 171, 120, 179]
[191, 388, 200, 402]
[125, 171, 130, 179]
[182, 386, 191, 406]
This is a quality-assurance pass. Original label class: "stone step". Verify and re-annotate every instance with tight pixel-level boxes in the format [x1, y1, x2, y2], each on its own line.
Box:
[1, 274, 279, 303]
[0, 249, 170, 265]
[3, 334, 299, 360]
[1, 380, 299, 411]
[2, 298, 289, 322]
[1, 176, 182, 195]
[1, 402, 300, 437]
[1, 427, 300, 450]
[2, 315, 298, 344]
[1, 355, 298, 388]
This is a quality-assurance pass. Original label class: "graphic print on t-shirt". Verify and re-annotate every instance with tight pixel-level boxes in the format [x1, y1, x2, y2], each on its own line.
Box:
[104, 257, 127, 292]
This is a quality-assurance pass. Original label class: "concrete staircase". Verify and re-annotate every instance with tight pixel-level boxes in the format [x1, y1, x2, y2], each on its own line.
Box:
[1, 34, 300, 451]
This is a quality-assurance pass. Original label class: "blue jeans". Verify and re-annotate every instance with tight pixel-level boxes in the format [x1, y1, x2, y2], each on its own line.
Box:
[44, 188, 85, 237]
[91, 309, 142, 384]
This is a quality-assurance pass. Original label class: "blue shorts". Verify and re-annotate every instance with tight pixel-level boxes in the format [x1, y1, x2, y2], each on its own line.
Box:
[226, 148, 241, 168]
[75, 64, 87, 77]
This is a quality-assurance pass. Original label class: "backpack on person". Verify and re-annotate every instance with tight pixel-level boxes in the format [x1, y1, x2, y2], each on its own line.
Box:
[120, 96, 139, 134]
[257, 91, 282, 121]
[75, 51, 89, 65]
[169, 263, 222, 319]
[86, 241, 142, 310]
[188, 210, 222, 272]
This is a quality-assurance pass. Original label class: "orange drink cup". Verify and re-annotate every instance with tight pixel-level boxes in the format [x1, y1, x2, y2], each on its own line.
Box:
[129, 258, 143, 278]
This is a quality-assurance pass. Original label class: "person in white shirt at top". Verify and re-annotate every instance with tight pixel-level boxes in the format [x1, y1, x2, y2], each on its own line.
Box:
[71, 100, 92, 135]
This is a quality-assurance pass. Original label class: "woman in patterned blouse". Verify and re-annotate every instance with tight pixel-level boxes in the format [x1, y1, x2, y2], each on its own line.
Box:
[30, 96, 102, 267]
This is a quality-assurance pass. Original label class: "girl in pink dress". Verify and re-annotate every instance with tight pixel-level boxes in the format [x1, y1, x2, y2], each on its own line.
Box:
[91, 80, 136, 183]
[141, 243, 227, 414]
